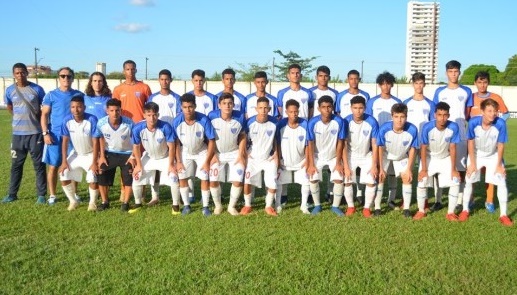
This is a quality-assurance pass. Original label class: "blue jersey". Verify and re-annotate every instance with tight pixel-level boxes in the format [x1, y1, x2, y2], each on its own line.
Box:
[420, 120, 460, 159]
[84, 95, 110, 120]
[61, 113, 98, 155]
[215, 90, 246, 113]
[244, 93, 279, 118]
[148, 91, 181, 126]
[276, 118, 309, 168]
[335, 89, 370, 118]
[94, 116, 134, 154]
[307, 115, 346, 162]
[377, 121, 419, 161]
[208, 110, 246, 154]
[132, 120, 176, 160]
[172, 112, 216, 155]
[277, 86, 314, 119]
[366, 95, 402, 126]
[344, 113, 379, 158]
[467, 116, 507, 158]
[42, 88, 84, 135]
[5, 82, 46, 135]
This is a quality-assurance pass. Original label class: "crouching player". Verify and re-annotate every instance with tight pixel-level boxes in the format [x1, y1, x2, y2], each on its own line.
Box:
[241, 97, 279, 216]
[375, 103, 418, 218]
[276, 99, 311, 214]
[208, 92, 247, 216]
[307, 95, 349, 216]
[460, 99, 512, 226]
[173, 93, 216, 215]
[130, 102, 178, 214]
[344, 96, 379, 217]
[58, 95, 99, 211]
[415, 102, 461, 220]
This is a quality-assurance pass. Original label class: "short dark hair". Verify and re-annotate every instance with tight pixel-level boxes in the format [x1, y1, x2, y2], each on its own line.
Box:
[144, 101, 159, 113]
[347, 69, 360, 77]
[256, 96, 270, 106]
[191, 69, 205, 79]
[318, 95, 333, 106]
[316, 65, 330, 75]
[159, 69, 172, 79]
[123, 60, 136, 68]
[481, 98, 499, 111]
[12, 63, 28, 73]
[218, 92, 234, 103]
[107, 98, 121, 108]
[435, 102, 450, 113]
[474, 71, 490, 83]
[222, 68, 236, 77]
[285, 99, 300, 109]
[180, 93, 196, 105]
[254, 71, 268, 79]
[376, 71, 395, 85]
[411, 72, 425, 83]
[445, 60, 461, 70]
[391, 103, 408, 115]
[288, 64, 301, 71]
[350, 95, 366, 106]
[57, 66, 75, 79]
[71, 94, 85, 104]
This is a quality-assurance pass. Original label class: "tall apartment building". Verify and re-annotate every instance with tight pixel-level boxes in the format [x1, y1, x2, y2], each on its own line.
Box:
[405, 1, 440, 84]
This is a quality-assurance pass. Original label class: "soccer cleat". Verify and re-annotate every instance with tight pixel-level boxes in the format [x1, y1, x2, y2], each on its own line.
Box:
[74, 194, 82, 203]
[311, 205, 322, 215]
[413, 211, 426, 220]
[227, 207, 240, 216]
[87, 203, 97, 211]
[458, 210, 469, 222]
[362, 208, 372, 218]
[36, 196, 46, 204]
[485, 202, 495, 214]
[446, 213, 459, 221]
[171, 205, 180, 215]
[2, 195, 18, 203]
[388, 200, 397, 210]
[147, 199, 159, 207]
[240, 206, 252, 216]
[403, 209, 412, 218]
[454, 204, 463, 215]
[331, 206, 345, 217]
[128, 204, 142, 214]
[374, 209, 382, 217]
[430, 202, 443, 212]
[182, 205, 192, 215]
[120, 203, 129, 212]
[213, 206, 223, 215]
[345, 207, 356, 217]
[265, 206, 278, 216]
[499, 215, 513, 226]
[67, 201, 79, 211]
[48, 196, 57, 206]
[97, 202, 110, 211]
[275, 206, 283, 214]
[300, 207, 310, 214]
[202, 207, 211, 216]
[280, 195, 288, 206]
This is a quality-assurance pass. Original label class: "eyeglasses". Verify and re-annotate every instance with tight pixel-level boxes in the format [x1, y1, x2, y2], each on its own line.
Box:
[59, 74, 72, 79]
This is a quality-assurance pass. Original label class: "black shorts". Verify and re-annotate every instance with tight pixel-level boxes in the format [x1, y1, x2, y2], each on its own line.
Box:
[97, 152, 133, 186]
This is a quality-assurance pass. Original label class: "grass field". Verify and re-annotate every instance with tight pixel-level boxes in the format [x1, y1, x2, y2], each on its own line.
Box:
[0, 110, 516, 294]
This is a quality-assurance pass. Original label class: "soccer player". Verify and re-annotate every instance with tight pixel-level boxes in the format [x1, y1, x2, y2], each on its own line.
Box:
[130, 102, 178, 213]
[309, 65, 339, 117]
[343, 96, 379, 218]
[277, 64, 314, 119]
[215, 68, 246, 113]
[469, 70, 509, 213]
[244, 71, 278, 119]
[433, 60, 473, 212]
[112, 59, 152, 123]
[306, 95, 348, 216]
[415, 102, 461, 220]
[208, 92, 247, 216]
[188, 69, 217, 116]
[148, 69, 181, 126]
[460, 98, 512, 226]
[172, 93, 216, 216]
[58, 95, 99, 211]
[2, 63, 47, 204]
[41, 66, 84, 205]
[94, 99, 135, 211]
[241, 97, 279, 216]
[375, 103, 418, 218]
[336, 69, 371, 119]
[276, 99, 311, 214]
[84, 72, 111, 120]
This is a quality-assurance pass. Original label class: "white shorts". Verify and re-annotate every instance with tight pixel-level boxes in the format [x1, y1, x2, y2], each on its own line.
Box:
[309, 157, 342, 182]
[133, 152, 176, 186]
[178, 150, 209, 181]
[346, 156, 376, 185]
[244, 157, 277, 189]
[60, 151, 96, 183]
[418, 156, 459, 188]
[277, 168, 310, 185]
[465, 153, 506, 185]
[382, 157, 409, 179]
[456, 140, 467, 172]
[209, 150, 245, 183]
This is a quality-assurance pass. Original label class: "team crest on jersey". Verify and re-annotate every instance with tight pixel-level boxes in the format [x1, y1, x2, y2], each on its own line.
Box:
[458, 96, 465, 101]
[135, 92, 141, 98]
[330, 129, 338, 135]
[168, 103, 174, 108]
[445, 137, 451, 143]
[301, 98, 307, 104]
[196, 131, 202, 137]
[231, 128, 238, 134]
[203, 102, 209, 109]
[266, 130, 273, 137]
[235, 103, 241, 109]
[423, 110, 429, 116]
[363, 130, 369, 136]
[237, 168, 244, 175]
[157, 137, 164, 144]
[403, 140, 409, 146]
[298, 135, 304, 142]
[121, 135, 127, 140]
[83, 128, 91, 136]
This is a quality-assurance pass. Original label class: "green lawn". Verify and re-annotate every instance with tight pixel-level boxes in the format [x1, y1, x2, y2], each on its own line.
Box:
[0, 110, 516, 294]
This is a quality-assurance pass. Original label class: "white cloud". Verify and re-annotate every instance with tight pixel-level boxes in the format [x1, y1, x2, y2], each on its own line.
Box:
[115, 23, 150, 33]
[130, 0, 155, 6]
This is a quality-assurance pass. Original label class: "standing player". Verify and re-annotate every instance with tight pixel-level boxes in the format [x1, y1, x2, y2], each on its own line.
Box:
[215, 68, 246, 113]
[172, 93, 216, 216]
[343, 96, 379, 218]
[276, 99, 311, 214]
[460, 99, 512, 226]
[375, 103, 418, 218]
[2, 63, 47, 204]
[309, 66, 339, 117]
[58, 95, 99, 211]
[94, 99, 135, 211]
[130, 102, 178, 213]
[241, 97, 279, 216]
[244, 71, 278, 119]
[188, 69, 217, 116]
[41, 67, 83, 205]
[84, 72, 111, 120]
[336, 69, 371, 119]
[148, 69, 181, 126]
[208, 93, 247, 216]
[415, 102, 461, 220]
[306, 95, 349, 216]
[277, 64, 314, 119]
[433, 60, 473, 212]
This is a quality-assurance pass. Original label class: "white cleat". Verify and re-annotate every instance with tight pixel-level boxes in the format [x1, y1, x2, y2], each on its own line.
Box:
[67, 201, 79, 211]
[227, 207, 240, 216]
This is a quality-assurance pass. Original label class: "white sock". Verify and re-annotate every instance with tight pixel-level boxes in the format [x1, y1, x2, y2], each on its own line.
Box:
[180, 187, 190, 206]
[344, 185, 354, 208]
[244, 193, 252, 207]
[402, 184, 412, 210]
[265, 191, 275, 208]
[229, 185, 242, 208]
[88, 187, 98, 204]
[132, 185, 143, 204]
[301, 185, 310, 210]
[497, 184, 508, 216]
[388, 175, 397, 202]
[332, 182, 344, 207]
[62, 183, 75, 203]
[364, 185, 376, 209]
[374, 183, 384, 210]
[448, 185, 459, 214]
[462, 183, 473, 212]
[170, 184, 180, 206]
[151, 183, 160, 201]
[417, 187, 427, 212]
[310, 182, 321, 206]
[201, 190, 210, 207]
[210, 186, 222, 209]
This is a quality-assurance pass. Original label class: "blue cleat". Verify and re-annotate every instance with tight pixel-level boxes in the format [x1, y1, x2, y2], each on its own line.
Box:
[36, 196, 46, 204]
[311, 205, 322, 215]
[331, 206, 345, 217]
[2, 195, 18, 203]
[182, 205, 191, 215]
[485, 202, 495, 214]
[202, 206, 211, 216]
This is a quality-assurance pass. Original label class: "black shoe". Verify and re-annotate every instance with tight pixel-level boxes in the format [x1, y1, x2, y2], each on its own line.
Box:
[97, 202, 110, 211]
[374, 209, 382, 217]
[388, 201, 397, 210]
[356, 196, 365, 207]
[121, 203, 129, 212]
[430, 202, 443, 212]
[403, 209, 411, 218]
[280, 195, 288, 206]
[307, 193, 314, 204]
[454, 204, 463, 215]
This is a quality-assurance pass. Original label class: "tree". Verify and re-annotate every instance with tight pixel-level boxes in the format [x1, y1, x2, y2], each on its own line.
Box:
[106, 71, 125, 79]
[234, 62, 271, 81]
[501, 55, 517, 86]
[273, 50, 318, 82]
[395, 75, 409, 84]
[75, 71, 90, 79]
[208, 71, 221, 81]
[459, 64, 500, 85]
[329, 74, 343, 84]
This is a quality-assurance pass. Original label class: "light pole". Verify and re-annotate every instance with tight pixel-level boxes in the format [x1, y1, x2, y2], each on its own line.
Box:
[361, 60, 364, 81]
[145, 57, 149, 80]
[34, 47, 40, 83]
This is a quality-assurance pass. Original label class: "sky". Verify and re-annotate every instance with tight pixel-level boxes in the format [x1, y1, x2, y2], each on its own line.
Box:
[1, 0, 516, 83]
